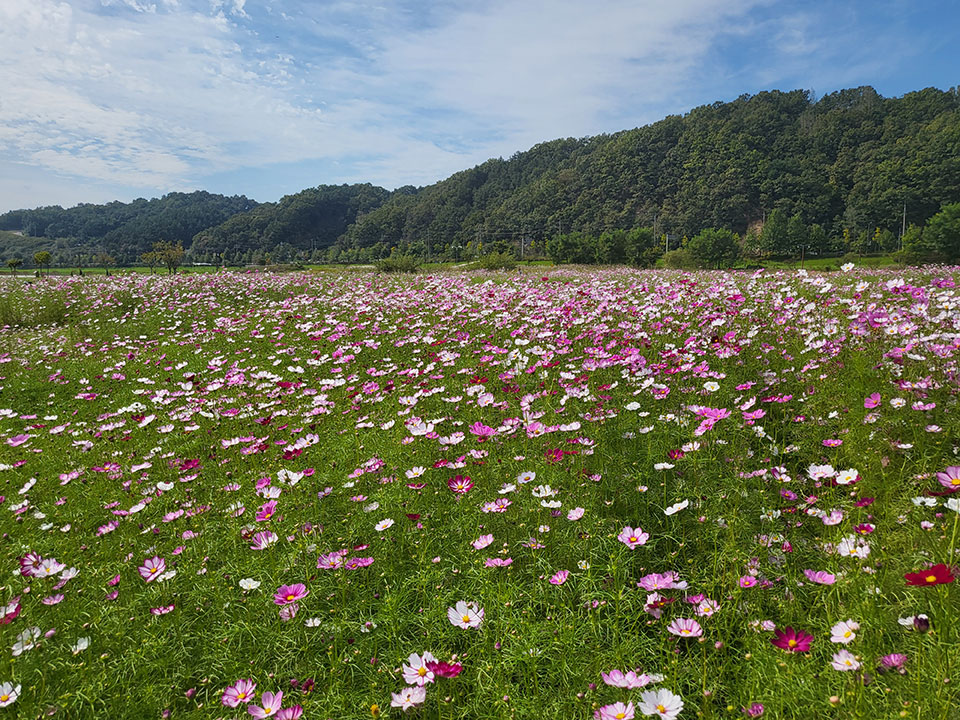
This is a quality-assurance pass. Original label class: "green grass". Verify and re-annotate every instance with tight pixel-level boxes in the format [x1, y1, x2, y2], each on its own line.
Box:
[0, 267, 957, 720]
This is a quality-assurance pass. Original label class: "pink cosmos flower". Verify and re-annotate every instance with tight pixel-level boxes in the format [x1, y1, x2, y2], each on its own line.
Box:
[390, 686, 426, 711]
[739, 575, 757, 588]
[402, 651, 437, 686]
[250, 531, 278, 550]
[803, 570, 836, 585]
[248, 690, 282, 718]
[617, 526, 649, 549]
[273, 584, 309, 606]
[601, 670, 655, 689]
[878, 653, 907, 673]
[344, 557, 374, 570]
[831, 649, 860, 671]
[595, 701, 634, 720]
[275, 707, 303, 720]
[317, 551, 345, 570]
[222, 679, 257, 707]
[567, 507, 585, 521]
[637, 571, 687, 591]
[937, 466, 960, 490]
[468, 422, 497, 441]
[863, 393, 881, 409]
[138, 556, 166, 582]
[472, 534, 494, 550]
[484, 558, 513, 567]
[447, 600, 483, 629]
[667, 617, 703, 638]
[549, 570, 569, 585]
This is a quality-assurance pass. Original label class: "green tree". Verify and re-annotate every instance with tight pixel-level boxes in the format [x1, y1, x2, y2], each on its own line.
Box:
[786, 213, 808, 256]
[760, 209, 788, 256]
[687, 228, 741, 268]
[924, 202, 960, 259]
[33, 250, 51, 276]
[96, 252, 117, 275]
[153, 241, 185, 274]
[6, 258, 22, 275]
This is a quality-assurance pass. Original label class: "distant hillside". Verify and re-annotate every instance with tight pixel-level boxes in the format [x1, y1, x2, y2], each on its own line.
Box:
[2, 85, 958, 266]
[190, 184, 391, 263]
[0, 191, 256, 265]
[334, 86, 960, 259]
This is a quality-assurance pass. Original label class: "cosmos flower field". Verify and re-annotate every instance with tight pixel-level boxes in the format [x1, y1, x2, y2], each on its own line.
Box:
[1, 266, 959, 720]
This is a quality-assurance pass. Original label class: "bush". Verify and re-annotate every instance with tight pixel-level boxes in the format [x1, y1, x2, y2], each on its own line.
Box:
[471, 251, 517, 271]
[374, 255, 421, 273]
[659, 249, 697, 269]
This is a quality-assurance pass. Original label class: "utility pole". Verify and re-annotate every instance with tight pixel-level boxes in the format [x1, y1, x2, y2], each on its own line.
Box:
[900, 203, 907, 251]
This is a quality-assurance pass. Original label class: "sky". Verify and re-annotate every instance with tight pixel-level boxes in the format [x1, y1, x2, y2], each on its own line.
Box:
[1, 0, 958, 212]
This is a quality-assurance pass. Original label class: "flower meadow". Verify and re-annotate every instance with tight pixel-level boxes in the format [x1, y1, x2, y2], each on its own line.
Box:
[0, 266, 959, 719]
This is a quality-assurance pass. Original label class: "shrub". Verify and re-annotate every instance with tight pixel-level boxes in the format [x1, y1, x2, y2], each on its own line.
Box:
[374, 255, 421, 273]
[659, 249, 697, 269]
[471, 251, 517, 271]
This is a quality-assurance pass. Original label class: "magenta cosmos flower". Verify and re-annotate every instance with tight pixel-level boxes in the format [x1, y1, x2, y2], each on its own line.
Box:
[771, 627, 813, 652]
[138, 556, 166, 582]
[617, 526, 649, 549]
[549, 570, 570, 585]
[222, 679, 257, 707]
[447, 475, 474, 494]
[273, 584, 309, 606]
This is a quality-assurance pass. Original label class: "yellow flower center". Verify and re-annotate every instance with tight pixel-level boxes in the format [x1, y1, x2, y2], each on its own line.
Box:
[150, 567, 158, 573]
[0, 695, 8, 702]
[462, 614, 471, 623]
[616, 713, 626, 719]
[952, 479, 960, 486]
[237, 692, 246, 700]
[657, 705, 667, 713]
[926, 575, 937, 583]
[418, 667, 426, 676]
[844, 631, 852, 638]
[788, 639, 797, 648]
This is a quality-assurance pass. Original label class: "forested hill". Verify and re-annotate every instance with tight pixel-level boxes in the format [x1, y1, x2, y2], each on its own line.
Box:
[332, 86, 960, 259]
[2, 85, 958, 266]
[0, 191, 257, 264]
[190, 184, 392, 261]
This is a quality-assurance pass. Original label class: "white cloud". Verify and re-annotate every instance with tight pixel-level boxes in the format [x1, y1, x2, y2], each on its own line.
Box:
[4, 0, 902, 211]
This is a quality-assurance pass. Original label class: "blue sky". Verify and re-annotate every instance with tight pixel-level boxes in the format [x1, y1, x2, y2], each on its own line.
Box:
[1, 0, 958, 212]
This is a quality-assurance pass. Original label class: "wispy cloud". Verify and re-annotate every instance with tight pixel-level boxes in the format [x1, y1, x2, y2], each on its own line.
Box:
[0, 0, 951, 211]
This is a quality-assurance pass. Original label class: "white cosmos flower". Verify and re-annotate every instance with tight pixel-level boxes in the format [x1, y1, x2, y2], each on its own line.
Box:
[239, 578, 261, 590]
[665, 500, 689, 516]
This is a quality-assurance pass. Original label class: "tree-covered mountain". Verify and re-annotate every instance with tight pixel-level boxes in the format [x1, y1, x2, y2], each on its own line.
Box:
[190, 184, 391, 264]
[0, 191, 256, 265]
[332, 86, 960, 260]
[2, 85, 958, 267]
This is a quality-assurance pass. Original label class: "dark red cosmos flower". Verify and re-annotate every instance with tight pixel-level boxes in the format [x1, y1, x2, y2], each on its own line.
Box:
[770, 627, 813, 652]
[426, 661, 463, 678]
[904, 564, 955, 587]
